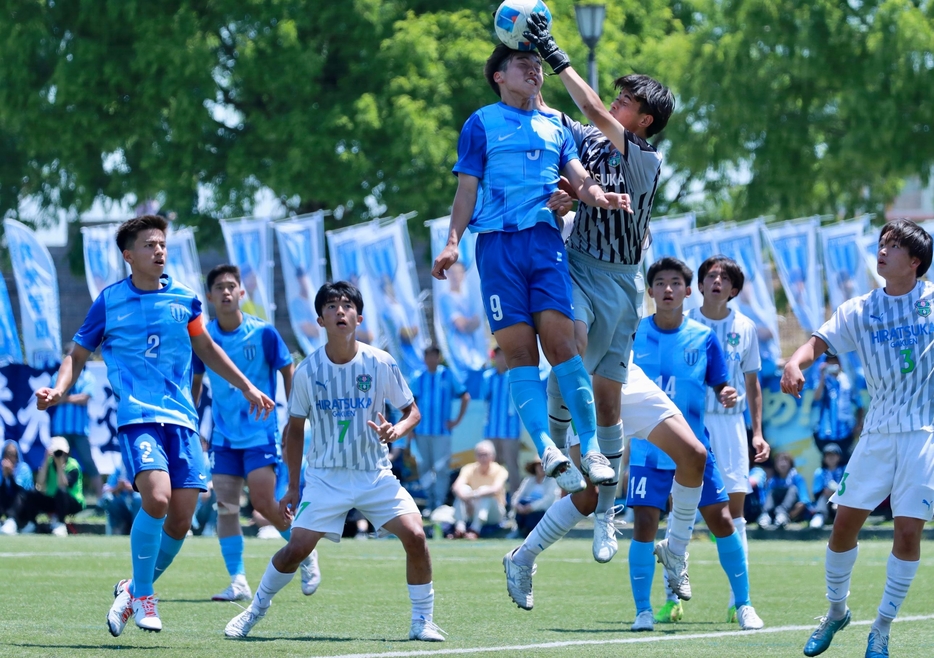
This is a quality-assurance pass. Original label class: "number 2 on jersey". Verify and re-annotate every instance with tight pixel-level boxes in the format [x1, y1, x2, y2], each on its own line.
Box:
[145, 334, 160, 358]
[338, 420, 351, 443]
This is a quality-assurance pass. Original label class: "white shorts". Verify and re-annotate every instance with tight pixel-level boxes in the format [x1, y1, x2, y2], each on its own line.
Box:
[831, 430, 934, 520]
[292, 467, 420, 542]
[568, 363, 680, 447]
[704, 414, 751, 494]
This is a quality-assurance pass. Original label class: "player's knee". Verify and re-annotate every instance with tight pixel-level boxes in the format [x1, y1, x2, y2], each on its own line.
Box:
[163, 515, 192, 539]
[142, 494, 170, 518]
[893, 522, 924, 553]
[571, 488, 598, 515]
[704, 506, 735, 537]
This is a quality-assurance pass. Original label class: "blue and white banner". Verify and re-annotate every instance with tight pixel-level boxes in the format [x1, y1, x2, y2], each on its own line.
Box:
[0, 271, 22, 366]
[3, 219, 61, 368]
[645, 212, 696, 264]
[84, 360, 122, 475]
[274, 212, 328, 356]
[427, 216, 490, 380]
[80, 223, 126, 301]
[326, 222, 382, 347]
[165, 226, 207, 315]
[860, 232, 885, 288]
[763, 217, 823, 332]
[0, 363, 56, 471]
[820, 218, 872, 311]
[220, 217, 275, 322]
[677, 226, 719, 312]
[359, 215, 429, 379]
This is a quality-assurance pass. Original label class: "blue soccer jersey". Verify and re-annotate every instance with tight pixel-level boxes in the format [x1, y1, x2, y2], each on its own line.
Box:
[410, 365, 466, 436]
[192, 313, 292, 449]
[453, 103, 578, 234]
[481, 367, 521, 439]
[629, 316, 729, 470]
[73, 275, 203, 431]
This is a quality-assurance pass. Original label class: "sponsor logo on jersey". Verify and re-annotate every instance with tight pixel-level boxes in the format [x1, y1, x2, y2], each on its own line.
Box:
[726, 332, 741, 347]
[915, 300, 931, 318]
[683, 349, 699, 366]
[356, 374, 373, 392]
[169, 302, 190, 323]
[243, 344, 256, 361]
[871, 323, 934, 346]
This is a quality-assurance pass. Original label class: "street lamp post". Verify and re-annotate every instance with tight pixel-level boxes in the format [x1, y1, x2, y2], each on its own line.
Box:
[574, 4, 607, 93]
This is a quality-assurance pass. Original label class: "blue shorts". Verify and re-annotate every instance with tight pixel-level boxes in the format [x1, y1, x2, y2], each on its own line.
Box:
[626, 450, 728, 511]
[210, 442, 281, 479]
[475, 223, 574, 332]
[119, 423, 207, 491]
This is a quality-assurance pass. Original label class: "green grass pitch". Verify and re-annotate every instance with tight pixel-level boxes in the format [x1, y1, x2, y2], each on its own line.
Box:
[2, 535, 933, 657]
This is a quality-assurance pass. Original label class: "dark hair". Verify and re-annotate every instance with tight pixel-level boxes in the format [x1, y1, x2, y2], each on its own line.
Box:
[698, 255, 745, 299]
[206, 264, 241, 290]
[424, 345, 442, 357]
[115, 215, 168, 252]
[314, 281, 363, 317]
[647, 257, 693, 287]
[484, 44, 541, 97]
[613, 74, 675, 137]
[879, 218, 933, 277]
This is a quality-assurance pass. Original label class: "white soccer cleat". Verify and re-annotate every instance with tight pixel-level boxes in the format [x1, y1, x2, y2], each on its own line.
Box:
[212, 577, 252, 602]
[592, 504, 625, 563]
[809, 514, 825, 529]
[736, 604, 764, 630]
[541, 446, 585, 493]
[0, 518, 17, 535]
[132, 594, 162, 632]
[300, 549, 322, 595]
[256, 525, 280, 540]
[225, 604, 267, 638]
[503, 548, 536, 610]
[580, 451, 615, 485]
[106, 579, 133, 637]
[50, 520, 68, 537]
[631, 610, 655, 632]
[409, 617, 446, 642]
[654, 538, 691, 601]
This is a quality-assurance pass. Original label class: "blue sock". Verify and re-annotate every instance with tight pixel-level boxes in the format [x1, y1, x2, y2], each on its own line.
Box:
[717, 530, 750, 608]
[552, 356, 598, 455]
[279, 528, 291, 542]
[129, 510, 165, 598]
[629, 539, 656, 614]
[153, 530, 185, 583]
[508, 367, 555, 457]
[219, 534, 245, 578]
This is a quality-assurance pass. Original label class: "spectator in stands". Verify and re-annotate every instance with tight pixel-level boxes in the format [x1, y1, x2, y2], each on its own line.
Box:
[50, 343, 101, 498]
[482, 347, 522, 497]
[810, 443, 845, 529]
[0, 439, 34, 535]
[411, 345, 470, 514]
[450, 440, 508, 539]
[812, 354, 863, 456]
[757, 452, 810, 529]
[508, 457, 560, 538]
[17, 436, 85, 536]
[745, 459, 770, 525]
[100, 462, 142, 535]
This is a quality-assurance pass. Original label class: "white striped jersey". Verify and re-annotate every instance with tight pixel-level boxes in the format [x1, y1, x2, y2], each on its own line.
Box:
[687, 308, 761, 415]
[289, 342, 414, 471]
[814, 280, 934, 434]
[562, 116, 662, 265]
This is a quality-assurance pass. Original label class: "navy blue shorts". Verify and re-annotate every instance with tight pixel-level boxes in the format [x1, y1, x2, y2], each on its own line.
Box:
[119, 422, 207, 491]
[626, 449, 728, 511]
[210, 440, 280, 479]
[475, 223, 574, 332]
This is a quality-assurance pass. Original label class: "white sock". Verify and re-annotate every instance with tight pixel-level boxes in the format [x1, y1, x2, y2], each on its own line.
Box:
[728, 517, 748, 607]
[873, 553, 919, 634]
[253, 561, 296, 610]
[513, 496, 586, 567]
[667, 481, 702, 555]
[595, 423, 624, 515]
[825, 545, 858, 619]
[408, 582, 434, 622]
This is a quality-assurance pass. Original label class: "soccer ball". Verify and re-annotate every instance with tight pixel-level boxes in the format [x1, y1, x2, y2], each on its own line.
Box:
[494, 0, 553, 52]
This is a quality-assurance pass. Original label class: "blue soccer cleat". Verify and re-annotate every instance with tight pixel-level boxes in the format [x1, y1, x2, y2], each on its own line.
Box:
[865, 629, 889, 658]
[803, 608, 851, 656]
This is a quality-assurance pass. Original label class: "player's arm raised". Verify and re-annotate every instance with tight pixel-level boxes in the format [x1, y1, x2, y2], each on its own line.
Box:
[36, 344, 92, 410]
[191, 331, 274, 419]
[433, 174, 478, 280]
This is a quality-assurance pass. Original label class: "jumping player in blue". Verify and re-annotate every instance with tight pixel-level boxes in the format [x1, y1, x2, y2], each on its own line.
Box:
[432, 44, 631, 498]
[37, 215, 275, 636]
[192, 264, 320, 604]
[627, 258, 764, 632]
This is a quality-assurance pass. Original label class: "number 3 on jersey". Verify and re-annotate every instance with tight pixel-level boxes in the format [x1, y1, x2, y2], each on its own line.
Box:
[899, 348, 916, 374]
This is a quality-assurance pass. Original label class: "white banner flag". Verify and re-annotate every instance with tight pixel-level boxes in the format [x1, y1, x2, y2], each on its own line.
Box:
[860, 232, 885, 288]
[3, 219, 61, 368]
[274, 212, 328, 356]
[820, 218, 872, 311]
[326, 222, 382, 347]
[678, 226, 720, 312]
[80, 223, 126, 301]
[164, 226, 207, 315]
[645, 212, 696, 264]
[0, 270, 22, 366]
[219, 217, 274, 322]
[763, 217, 824, 332]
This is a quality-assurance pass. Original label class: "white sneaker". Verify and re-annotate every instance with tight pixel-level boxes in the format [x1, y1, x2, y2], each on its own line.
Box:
[300, 549, 321, 595]
[580, 451, 615, 485]
[541, 446, 585, 493]
[50, 521, 68, 537]
[225, 604, 267, 638]
[409, 617, 446, 641]
[256, 525, 280, 540]
[775, 510, 790, 528]
[757, 513, 773, 529]
[106, 579, 133, 637]
[631, 609, 655, 632]
[654, 538, 691, 601]
[809, 514, 825, 529]
[212, 577, 252, 602]
[737, 604, 764, 630]
[0, 518, 17, 535]
[20, 521, 36, 534]
[503, 548, 536, 610]
[592, 504, 625, 563]
[132, 594, 162, 632]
